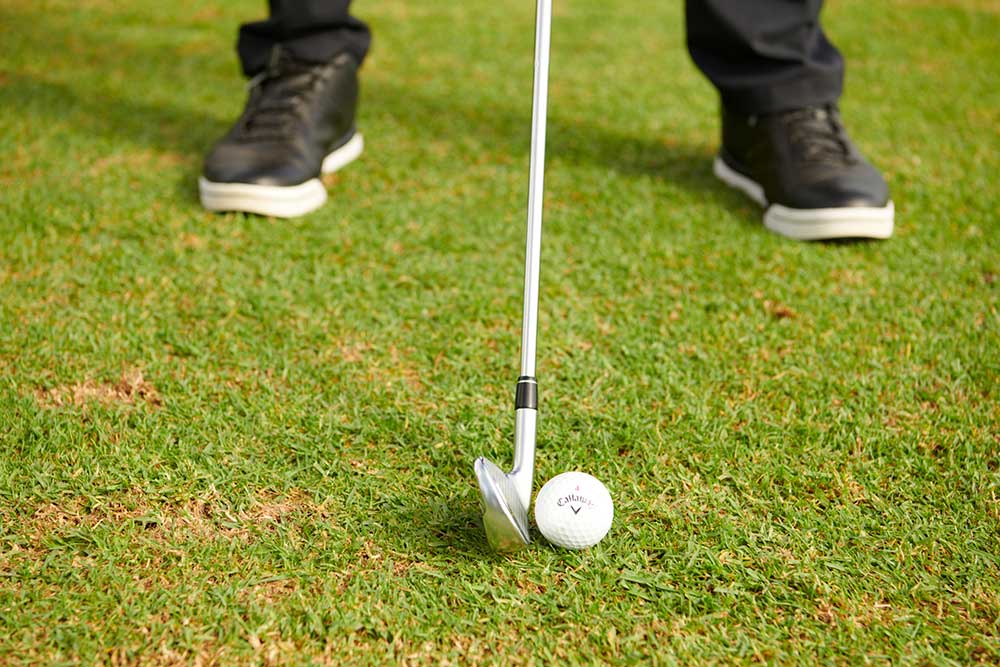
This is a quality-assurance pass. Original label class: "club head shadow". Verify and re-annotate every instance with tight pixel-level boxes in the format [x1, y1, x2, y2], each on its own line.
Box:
[474, 457, 530, 551]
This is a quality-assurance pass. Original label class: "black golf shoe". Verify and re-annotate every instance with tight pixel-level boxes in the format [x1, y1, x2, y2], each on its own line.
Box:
[200, 47, 363, 218]
[713, 104, 893, 240]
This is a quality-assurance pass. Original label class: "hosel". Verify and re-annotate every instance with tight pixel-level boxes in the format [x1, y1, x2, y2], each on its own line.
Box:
[511, 376, 538, 510]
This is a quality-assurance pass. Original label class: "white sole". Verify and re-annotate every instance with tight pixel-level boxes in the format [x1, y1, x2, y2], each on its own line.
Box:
[713, 156, 894, 241]
[321, 132, 364, 174]
[200, 132, 364, 218]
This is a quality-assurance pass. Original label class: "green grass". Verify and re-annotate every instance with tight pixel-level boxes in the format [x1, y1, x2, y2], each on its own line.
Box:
[1, 0, 998, 664]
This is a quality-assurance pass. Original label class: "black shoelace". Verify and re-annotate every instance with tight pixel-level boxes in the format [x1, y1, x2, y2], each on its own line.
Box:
[238, 50, 319, 141]
[783, 106, 855, 165]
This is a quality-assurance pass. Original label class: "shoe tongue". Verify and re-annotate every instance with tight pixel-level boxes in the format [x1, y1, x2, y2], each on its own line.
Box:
[785, 106, 852, 163]
[241, 55, 312, 139]
[264, 46, 312, 80]
[794, 106, 830, 123]
[254, 54, 315, 104]
[266, 45, 290, 73]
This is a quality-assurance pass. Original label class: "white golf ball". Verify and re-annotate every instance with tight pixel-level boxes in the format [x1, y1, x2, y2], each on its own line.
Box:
[534, 471, 613, 549]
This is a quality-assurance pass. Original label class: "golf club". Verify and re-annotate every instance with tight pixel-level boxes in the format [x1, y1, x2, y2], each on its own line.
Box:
[474, 0, 551, 552]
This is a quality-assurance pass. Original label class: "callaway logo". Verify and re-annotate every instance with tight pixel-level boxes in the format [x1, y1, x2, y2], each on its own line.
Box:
[556, 486, 594, 515]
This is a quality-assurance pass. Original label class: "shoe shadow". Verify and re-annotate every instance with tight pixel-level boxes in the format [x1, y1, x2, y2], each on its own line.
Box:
[2, 72, 228, 160]
[0, 5, 232, 205]
[360, 76, 757, 229]
[2, 70, 746, 223]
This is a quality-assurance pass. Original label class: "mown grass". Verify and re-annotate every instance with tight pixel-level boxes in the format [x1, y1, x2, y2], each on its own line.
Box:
[1, 0, 998, 664]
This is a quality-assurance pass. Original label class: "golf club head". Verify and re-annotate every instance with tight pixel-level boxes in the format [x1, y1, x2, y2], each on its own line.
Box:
[474, 457, 530, 551]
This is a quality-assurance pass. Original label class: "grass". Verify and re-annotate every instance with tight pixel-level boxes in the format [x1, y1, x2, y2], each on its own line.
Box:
[1, 0, 998, 664]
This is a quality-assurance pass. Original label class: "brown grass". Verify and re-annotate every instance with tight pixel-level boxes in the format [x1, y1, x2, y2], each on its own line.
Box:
[35, 368, 162, 409]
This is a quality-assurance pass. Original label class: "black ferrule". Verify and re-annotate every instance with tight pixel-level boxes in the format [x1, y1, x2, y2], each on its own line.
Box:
[515, 376, 538, 410]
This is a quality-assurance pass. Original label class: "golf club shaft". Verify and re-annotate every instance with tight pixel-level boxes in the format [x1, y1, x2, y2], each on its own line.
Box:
[510, 0, 551, 507]
[519, 0, 551, 379]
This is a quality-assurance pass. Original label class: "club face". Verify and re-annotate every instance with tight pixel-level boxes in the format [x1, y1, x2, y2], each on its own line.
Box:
[474, 457, 530, 551]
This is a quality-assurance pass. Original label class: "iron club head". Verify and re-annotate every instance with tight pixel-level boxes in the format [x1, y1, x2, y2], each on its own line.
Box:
[474, 457, 530, 551]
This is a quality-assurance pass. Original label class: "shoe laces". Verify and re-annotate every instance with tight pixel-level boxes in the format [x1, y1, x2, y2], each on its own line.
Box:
[238, 48, 320, 140]
[781, 106, 855, 165]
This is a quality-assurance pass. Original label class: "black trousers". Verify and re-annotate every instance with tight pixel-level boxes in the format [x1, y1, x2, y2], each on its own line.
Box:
[237, 0, 844, 115]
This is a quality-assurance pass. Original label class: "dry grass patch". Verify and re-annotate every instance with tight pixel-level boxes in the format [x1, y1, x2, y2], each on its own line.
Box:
[35, 368, 162, 410]
[11, 489, 330, 551]
[147, 489, 332, 542]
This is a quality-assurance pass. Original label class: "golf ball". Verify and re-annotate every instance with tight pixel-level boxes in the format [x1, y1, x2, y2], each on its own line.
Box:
[534, 471, 613, 549]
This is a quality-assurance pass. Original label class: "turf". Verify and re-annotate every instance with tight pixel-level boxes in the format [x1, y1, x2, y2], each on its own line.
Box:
[1, 0, 998, 664]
